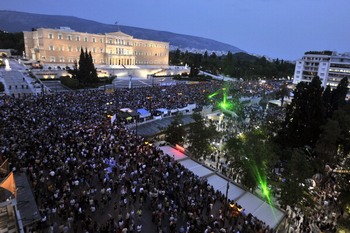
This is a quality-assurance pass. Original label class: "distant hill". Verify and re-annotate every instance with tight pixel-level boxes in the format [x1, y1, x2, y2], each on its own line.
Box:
[0, 10, 244, 54]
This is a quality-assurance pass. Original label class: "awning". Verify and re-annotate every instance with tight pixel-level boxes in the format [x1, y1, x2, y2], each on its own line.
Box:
[156, 108, 169, 115]
[137, 108, 151, 118]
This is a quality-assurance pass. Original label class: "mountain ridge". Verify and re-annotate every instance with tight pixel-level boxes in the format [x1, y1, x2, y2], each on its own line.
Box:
[0, 10, 244, 54]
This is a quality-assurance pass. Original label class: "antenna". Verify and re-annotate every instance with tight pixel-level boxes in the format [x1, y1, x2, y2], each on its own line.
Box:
[115, 21, 120, 32]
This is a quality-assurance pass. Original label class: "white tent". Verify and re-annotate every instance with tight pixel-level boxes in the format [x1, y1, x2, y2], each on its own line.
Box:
[137, 108, 151, 118]
[159, 145, 286, 230]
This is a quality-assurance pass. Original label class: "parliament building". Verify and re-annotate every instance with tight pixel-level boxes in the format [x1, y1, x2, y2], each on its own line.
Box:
[23, 27, 169, 66]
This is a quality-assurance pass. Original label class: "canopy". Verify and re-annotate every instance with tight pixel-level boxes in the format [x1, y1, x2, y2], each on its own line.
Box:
[159, 145, 286, 230]
[137, 108, 151, 118]
[156, 108, 169, 115]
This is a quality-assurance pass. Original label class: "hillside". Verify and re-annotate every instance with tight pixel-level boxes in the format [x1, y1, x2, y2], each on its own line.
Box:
[0, 10, 244, 54]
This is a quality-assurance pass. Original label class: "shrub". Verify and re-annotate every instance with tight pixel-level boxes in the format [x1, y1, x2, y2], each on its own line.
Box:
[60, 76, 80, 89]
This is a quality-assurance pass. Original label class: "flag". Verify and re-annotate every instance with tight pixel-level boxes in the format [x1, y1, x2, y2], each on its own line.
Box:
[0, 172, 16, 197]
[0, 159, 9, 174]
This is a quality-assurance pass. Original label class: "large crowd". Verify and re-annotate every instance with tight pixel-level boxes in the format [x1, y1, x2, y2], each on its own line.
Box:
[0, 80, 281, 233]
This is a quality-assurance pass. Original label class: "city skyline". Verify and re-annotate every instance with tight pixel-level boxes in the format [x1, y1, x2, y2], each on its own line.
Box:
[2, 0, 350, 61]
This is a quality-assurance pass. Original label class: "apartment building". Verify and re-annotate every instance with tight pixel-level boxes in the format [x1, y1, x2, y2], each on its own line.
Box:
[23, 27, 169, 66]
[293, 51, 350, 91]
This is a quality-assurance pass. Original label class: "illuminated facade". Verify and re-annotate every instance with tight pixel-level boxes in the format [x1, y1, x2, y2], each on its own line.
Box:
[293, 51, 350, 92]
[23, 27, 169, 66]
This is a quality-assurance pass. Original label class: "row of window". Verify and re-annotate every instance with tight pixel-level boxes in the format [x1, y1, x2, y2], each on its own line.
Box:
[44, 55, 165, 65]
[46, 56, 102, 63]
[49, 45, 104, 53]
[329, 68, 350, 73]
[49, 33, 103, 43]
[303, 56, 329, 61]
[47, 33, 167, 48]
[48, 45, 166, 57]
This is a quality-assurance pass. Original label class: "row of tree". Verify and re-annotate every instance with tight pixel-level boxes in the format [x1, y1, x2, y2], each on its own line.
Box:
[169, 49, 295, 80]
[165, 112, 218, 161]
[66, 49, 99, 88]
[164, 77, 350, 210]
[0, 31, 24, 55]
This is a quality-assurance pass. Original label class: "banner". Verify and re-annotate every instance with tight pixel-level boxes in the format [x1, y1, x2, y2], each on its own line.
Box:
[0, 172, 16, 197]
[0, 159, 9, 174]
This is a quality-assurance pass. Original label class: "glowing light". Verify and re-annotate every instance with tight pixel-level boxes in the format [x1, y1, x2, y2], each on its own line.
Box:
[252, 164, 272, 205]
[175, 144, 185, 152]
[208, 92, 218, 99]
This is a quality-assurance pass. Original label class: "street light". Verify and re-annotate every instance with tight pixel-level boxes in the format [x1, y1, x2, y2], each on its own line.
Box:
[146, 96, 152, 111]
[226, 181, 229, 202]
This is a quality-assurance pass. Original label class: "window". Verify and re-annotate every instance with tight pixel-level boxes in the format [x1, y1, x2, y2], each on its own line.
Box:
[76, 36, 80, 41]
[50, 56, 55, 62]
[100, 48, 103, 53]
[109, 39, 113, 44]
[49, 33, 53, 39]
[68, 58, 73, 63]
[68, 46, 72, 52]
[59, 46, 64, 51]
[92, 38, 96, 43]
[76, 47, 80, 52]
[84, 37, 88, 42]
[58, 34, 63, 40]
[93, 48, 96, 53]
[59, 57, 64, 62]
[49, 45, 54, 51]
[100, 59, 104, 63]
[100, 38, 104, 43]
[67, 35, 72, 40]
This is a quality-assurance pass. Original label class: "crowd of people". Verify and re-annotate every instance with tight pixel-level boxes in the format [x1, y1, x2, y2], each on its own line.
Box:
[0, 81, 279, 233]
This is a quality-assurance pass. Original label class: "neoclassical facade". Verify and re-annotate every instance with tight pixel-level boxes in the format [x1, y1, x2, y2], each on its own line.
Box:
[23, 27, 169, 66]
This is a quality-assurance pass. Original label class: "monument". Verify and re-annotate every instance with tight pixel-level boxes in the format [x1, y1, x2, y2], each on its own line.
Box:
[4, 59, 11, 71]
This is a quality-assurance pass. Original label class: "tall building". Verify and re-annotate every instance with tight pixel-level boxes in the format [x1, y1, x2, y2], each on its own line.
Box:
[293, 51, 350, 92]
[23, 27, 169, 66]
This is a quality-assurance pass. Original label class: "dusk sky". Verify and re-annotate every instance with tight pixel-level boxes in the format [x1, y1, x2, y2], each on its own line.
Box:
[2, 0, 350, 60]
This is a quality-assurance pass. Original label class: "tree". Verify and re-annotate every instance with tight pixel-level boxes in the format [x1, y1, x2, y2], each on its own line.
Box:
[170, 49, 181, 65]
[76, 48, 98, 86]
[332, 102, 350, 157]
[278, 77, 325, 148]
[165, 114, 186, 146]
[226, 129, 277, 192]
[322, 85, 333, 119]
[279, 148, 314, 208]
[87, 51, 98, 83]
[187, 113, 218, 160]
[330, 77, 349, 113]
[314, 119, 341, 165]
[275, 83, 290, 106]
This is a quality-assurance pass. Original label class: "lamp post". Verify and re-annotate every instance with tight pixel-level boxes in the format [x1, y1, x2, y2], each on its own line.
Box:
[146, 96, 152, 112]
[135, 115, 138, 136]
[226, 181, 229, 202]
